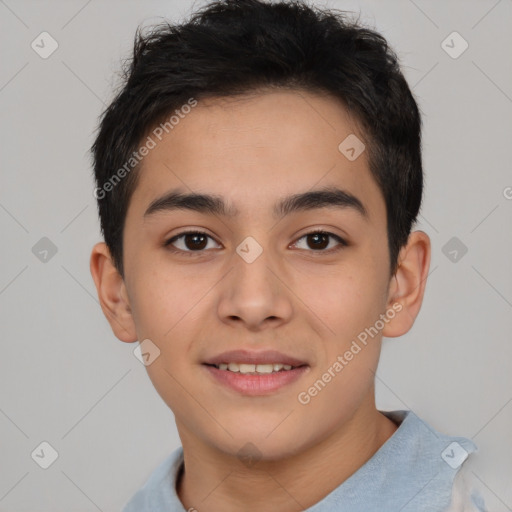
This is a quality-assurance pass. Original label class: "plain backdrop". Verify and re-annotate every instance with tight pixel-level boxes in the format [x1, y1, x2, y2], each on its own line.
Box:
[1, 0, 511, 510]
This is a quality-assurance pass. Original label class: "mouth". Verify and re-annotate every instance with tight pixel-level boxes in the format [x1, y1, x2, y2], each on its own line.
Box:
[204, 362, 304, 374]
[202, 350, 310, 395]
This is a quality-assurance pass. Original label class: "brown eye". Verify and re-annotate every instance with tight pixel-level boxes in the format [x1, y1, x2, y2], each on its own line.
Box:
[182, 233, 208, 250]
[293, 231, 347, 253]
[306, 232, 329, 250]
[165, 231, 221, 254]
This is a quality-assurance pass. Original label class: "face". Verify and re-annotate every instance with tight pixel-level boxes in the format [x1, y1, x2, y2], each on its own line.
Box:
[119, 89, 396, 459]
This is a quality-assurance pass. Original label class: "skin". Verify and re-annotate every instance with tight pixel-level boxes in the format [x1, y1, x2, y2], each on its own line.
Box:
[90, 89, 431, 511]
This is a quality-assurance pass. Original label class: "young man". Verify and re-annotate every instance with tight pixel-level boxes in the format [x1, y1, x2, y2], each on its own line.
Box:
[89, 0, 486, 510]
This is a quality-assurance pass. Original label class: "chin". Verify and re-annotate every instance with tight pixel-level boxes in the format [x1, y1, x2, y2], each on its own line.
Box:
[221, 437, 304, 464]
[202, 422, 313, 464]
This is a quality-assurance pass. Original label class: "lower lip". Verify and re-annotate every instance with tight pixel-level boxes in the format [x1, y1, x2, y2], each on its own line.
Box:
[203, 365, 309, 396]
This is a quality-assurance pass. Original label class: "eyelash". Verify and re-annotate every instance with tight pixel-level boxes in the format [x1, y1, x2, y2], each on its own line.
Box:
[163, 229, 348, 257]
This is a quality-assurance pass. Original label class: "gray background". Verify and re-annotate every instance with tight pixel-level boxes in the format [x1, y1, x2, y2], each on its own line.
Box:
[1, 0, 511, 510]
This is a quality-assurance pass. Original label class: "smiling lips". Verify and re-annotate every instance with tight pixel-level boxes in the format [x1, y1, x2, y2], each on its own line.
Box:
[203, 349, 310, 395]
[203, 349, 308, 367]
[214, 362, 295, 374]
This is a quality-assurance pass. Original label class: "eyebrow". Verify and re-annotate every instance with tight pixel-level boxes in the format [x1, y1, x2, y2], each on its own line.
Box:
[143, 185, 368, 221]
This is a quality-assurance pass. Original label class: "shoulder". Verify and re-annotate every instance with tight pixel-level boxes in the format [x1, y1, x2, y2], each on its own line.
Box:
[121, 447, 185, 512]
[378, 410, 487, 511]
[443, 462, 488, 512]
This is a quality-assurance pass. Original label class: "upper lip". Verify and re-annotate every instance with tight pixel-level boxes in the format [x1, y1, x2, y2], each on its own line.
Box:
[203, 349, 308, 367]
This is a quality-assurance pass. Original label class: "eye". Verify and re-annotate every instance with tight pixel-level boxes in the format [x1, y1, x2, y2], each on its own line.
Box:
[291, 230, 347, 254]
[164, 230, 221, 255]
[164, 229, 347, 256]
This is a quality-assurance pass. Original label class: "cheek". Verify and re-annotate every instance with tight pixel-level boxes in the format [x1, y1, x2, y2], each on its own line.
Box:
[128, 266, 200, 339]
[295, 266, 383, 342]
[144, 358, 195, 430]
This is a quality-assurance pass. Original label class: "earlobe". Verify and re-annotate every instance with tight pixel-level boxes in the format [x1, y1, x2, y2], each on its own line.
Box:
[89, 242, 138, 343]
[382, 230, 431, 338]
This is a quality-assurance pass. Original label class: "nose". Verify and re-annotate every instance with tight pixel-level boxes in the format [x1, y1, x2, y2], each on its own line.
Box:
[216, 242, 293, 332]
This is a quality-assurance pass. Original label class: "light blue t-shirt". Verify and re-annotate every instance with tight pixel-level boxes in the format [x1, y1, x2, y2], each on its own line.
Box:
[122, 410, 486, 511]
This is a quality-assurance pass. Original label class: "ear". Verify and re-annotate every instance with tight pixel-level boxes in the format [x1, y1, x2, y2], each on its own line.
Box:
[89, 242, 138, 343]
[382, 230, 431, 338]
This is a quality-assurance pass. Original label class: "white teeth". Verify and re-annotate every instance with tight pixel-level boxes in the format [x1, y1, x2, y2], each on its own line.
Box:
[239, 363, 256, 373]
[215, 362, 296, 373]
[255, 364, 274, 374]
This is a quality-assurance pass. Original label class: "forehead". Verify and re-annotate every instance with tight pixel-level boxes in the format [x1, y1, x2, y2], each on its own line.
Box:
[129, 89, 385, 223]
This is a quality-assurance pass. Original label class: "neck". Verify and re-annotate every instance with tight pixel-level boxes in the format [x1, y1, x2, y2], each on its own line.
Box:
[176, 398, 398, 512]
